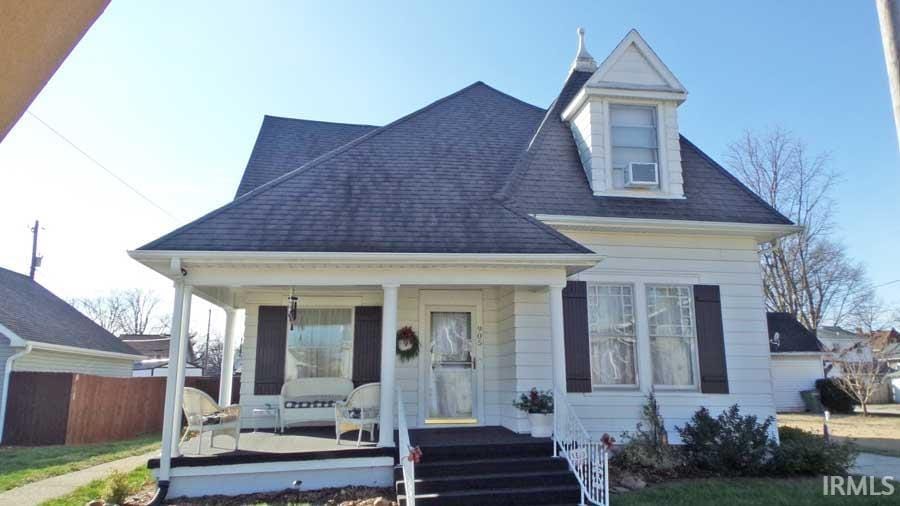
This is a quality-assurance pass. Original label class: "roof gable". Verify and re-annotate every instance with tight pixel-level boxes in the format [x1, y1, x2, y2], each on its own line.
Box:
[140, 83, 592, 255]
[587, 29, 686, 93]
[0, 267, 140, 356]
[767, 312, 822, 353]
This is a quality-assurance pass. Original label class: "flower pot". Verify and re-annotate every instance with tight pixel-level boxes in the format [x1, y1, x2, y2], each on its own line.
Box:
[528, 413, 553, 437]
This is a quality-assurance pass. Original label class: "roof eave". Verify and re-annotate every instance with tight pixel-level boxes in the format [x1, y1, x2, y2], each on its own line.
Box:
[535, 214, 802, 244]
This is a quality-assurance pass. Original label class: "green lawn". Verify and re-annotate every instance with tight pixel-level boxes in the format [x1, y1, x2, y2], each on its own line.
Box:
[0, 434, 159, 492]
[39, 466, 152, 506]
[615, 478, 900, 505]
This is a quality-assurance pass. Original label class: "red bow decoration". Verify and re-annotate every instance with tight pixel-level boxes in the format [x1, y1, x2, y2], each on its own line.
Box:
[600, 433, 615, 451]
[405, 446, 423, 464]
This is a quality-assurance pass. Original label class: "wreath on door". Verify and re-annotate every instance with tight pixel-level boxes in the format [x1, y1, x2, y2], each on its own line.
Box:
[396, 326, 420, 362]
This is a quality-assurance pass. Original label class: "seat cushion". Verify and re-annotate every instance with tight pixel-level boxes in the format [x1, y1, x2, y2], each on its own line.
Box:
[283, 394, 346, 409]
[201, 411, 239, 425]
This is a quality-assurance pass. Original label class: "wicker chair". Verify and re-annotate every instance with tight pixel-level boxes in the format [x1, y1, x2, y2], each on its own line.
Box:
[334, 383, 380, 447]
[181, 387, 241, 454]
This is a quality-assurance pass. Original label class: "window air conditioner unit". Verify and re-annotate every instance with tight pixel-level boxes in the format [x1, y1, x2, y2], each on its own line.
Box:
[625, 162, 659, 188]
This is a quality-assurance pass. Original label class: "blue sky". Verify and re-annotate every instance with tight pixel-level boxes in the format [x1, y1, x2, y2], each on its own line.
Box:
[0, 1, 897, 336]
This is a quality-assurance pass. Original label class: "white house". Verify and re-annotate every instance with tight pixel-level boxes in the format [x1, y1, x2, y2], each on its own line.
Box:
[766, 312, 824, 412]
[129, 29, 799, 504]
[0, 266, 144, 444]
[121, 334, 204, 377]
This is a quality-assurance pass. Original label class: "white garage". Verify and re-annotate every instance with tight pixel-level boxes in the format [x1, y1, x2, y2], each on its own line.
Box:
[767, 313, 825, 412]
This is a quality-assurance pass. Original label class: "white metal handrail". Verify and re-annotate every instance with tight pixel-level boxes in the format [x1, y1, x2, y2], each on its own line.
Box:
[396, 387, 416, 506]
[554, 389, 609, 506]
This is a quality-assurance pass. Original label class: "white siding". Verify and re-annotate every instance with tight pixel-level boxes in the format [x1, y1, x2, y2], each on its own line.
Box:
[554, 230, 777, 442]
[13, 348, 133, 377]
[0, 337, 17, 408]
[602, 44, 668, 86]
[770, 354, 823, 412]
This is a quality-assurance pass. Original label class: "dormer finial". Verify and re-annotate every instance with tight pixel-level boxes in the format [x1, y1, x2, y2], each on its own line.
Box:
[571, 27, 598, 73]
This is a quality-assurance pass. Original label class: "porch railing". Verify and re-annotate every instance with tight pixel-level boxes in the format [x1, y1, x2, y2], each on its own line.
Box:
[553, 389, 609, 506]
[396, 387, 416, 506]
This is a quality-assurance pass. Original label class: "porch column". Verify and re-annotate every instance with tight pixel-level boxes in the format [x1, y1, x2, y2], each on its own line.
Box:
[170, 285, 193, 457]
[378, 283, 399, 447]
[549, 284, 567, 395]
[158, 280, 186, 481]
[218, 307, 238, 405]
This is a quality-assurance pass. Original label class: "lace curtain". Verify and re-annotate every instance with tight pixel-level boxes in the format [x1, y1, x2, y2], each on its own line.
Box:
[588, 284, 637, 385]
[647, 286, 696, 386]
[286, 308, 353, 379]
[428, 312, 473, 419]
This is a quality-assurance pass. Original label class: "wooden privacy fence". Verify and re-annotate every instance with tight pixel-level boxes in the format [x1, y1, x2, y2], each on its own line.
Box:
[3, 371, 240, 446]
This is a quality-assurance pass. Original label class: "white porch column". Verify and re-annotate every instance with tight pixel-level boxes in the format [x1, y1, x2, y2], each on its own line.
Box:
[170, 285, 193, 457]
[378, 283, 399, 447]
[158, 280, 186, 481]
[218, 307, 238, 405]
[549, 284, 567, 395]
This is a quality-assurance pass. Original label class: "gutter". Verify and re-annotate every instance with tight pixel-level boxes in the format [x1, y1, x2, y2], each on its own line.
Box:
[0, 343, 32, 443]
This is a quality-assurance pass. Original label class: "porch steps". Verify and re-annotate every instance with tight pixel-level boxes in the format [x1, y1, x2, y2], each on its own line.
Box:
[395, 441, 580, 505]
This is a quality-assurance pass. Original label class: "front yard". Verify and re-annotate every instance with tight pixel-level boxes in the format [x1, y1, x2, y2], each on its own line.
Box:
[778, 412, 900, 457]
[0, 433, 159, 492]
[615, 478, 900, 505]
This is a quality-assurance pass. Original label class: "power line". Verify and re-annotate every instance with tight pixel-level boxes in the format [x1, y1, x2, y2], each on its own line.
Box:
[25, 110, 178, 220]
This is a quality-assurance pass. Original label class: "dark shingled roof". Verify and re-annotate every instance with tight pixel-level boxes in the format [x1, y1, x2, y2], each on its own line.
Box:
[235, 117, 376, 197]
[0, 267, 140, 356]
[767, 312, 823, 353]
[140, 72, 791, 254]
[498, 71, 792, 225]
[140, 83, 592, 254]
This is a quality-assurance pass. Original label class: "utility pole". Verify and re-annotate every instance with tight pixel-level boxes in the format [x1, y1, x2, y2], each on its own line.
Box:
[877, 0, 900, 149]
[202, 309, 211, 374]
[29, 220, 42, 279]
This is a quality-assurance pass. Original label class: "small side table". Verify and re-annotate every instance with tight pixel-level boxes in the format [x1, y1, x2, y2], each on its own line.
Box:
[251, 406, 280, 433]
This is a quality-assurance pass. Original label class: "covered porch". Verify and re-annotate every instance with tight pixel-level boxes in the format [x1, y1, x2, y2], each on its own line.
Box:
[129, 250, 599, 498]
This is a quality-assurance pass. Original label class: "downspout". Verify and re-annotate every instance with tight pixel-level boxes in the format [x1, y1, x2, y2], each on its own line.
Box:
[0, 343, 32, 443]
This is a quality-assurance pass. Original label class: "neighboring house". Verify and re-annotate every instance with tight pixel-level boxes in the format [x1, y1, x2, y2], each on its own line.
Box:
[872, 329, 900, 371]
[121, 334, 203, 377]
[0, 266, 143, 442]
[766, 312, 824, 412]
[129, 30, 800, 499]
[818, 325, 874, 376]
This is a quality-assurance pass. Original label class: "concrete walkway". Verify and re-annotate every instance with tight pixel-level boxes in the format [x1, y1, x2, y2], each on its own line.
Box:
[852, 452, 900, 479]
[0, 451, 158, 506]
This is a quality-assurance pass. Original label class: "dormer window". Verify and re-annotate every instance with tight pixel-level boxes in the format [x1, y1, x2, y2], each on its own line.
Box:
[610, 104, 659, 190]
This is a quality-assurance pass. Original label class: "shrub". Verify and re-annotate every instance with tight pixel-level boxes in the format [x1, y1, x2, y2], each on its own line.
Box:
[676, 404, 775, 476]
[772, 426, 858, 475]
[102, 470, 135, 505]
[815, 378, 856, 414]
[612, 392, 682, 474]
[512, 388, 553, 414]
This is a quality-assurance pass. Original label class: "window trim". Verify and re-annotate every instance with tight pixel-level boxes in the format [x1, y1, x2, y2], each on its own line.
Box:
[645, 284, 701, 391]
[586, 282, 641, 391]
[603, 100, 669, 196]
[284, 305, 356, 381]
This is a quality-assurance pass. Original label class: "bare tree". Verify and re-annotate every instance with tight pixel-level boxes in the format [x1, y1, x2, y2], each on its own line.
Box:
[726, 127, 871, 330]
[71, 295, 127, 335]
[72, 288, 168, 336]
[833, 337, 887, 416]
[195, 339, 226, 376]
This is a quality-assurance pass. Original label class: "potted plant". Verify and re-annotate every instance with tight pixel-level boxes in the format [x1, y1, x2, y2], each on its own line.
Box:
[513, 388, 554, 437]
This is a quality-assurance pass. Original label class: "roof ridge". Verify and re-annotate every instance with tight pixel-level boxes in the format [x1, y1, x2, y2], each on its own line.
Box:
[140, 81, 494, 250]
[262, 115, 379, 129]
[473, 81, 546, 112]
[679, 135, 793, 225]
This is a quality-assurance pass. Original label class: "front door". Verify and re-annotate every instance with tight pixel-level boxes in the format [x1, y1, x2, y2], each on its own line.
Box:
[419, 291, 483, 425]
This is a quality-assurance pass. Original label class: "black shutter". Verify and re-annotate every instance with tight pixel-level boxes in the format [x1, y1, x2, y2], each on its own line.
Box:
[352, 306, 383, 387]
[563, 281, 592, 392]
[254, 306, 287, 395]
[694, 285, 729, 394]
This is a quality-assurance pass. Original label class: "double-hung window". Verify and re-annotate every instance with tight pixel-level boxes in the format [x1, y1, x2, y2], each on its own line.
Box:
[646, 285, 698, 388]
[610, 104, 659, 189]
[587, 284, 637, 387]
[285, 308, 353, 380]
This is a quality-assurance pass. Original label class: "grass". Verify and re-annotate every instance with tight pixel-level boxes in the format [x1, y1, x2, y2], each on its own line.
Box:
[0, 433, 159, 492]
[615, 478, 900, 505]
[39, 466, 152, 506]
[778, 413, 900, 458]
